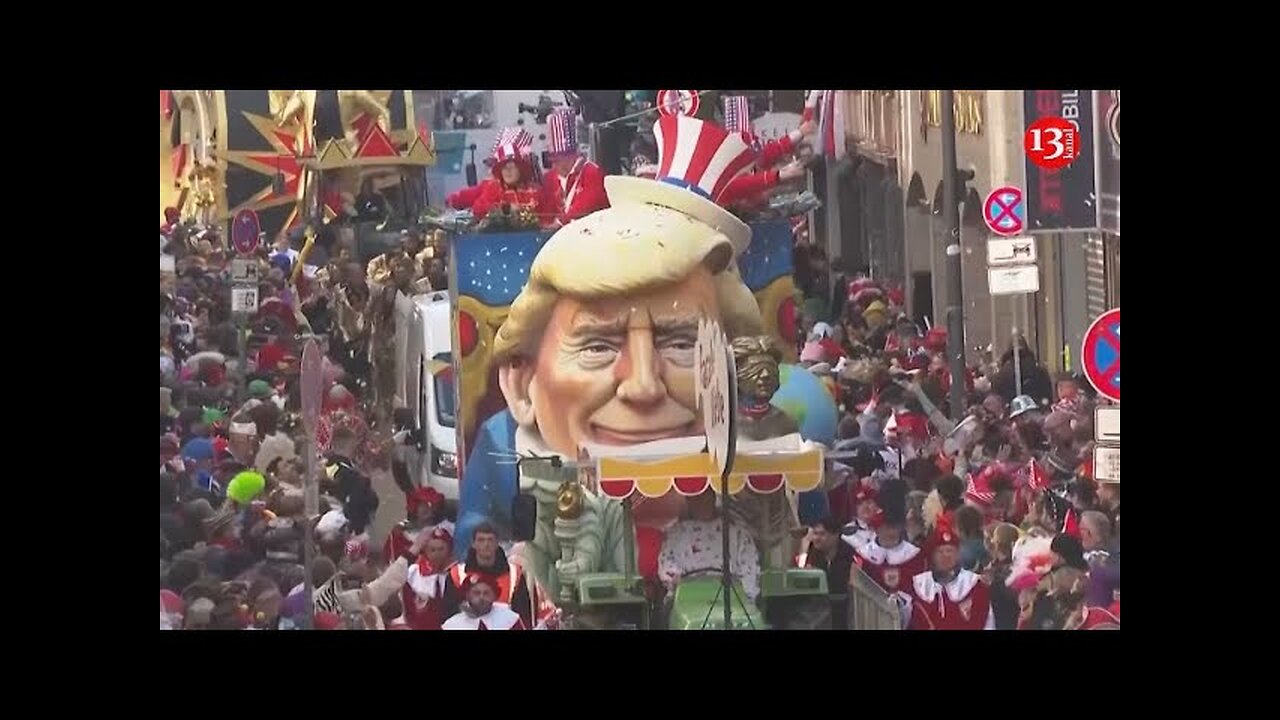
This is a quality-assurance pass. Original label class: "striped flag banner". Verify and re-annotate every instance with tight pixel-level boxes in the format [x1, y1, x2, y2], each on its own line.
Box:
[723, 95, 751, 135]
[817, 90, 844, 158]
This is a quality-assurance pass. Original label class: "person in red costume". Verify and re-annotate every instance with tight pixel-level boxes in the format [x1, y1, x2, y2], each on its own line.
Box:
[401, 526, 456, 630]
[907, 517, 995, 629]
[542, 108, 609, 226]
[852, 479, 926, 627]
[382, 486, 455, 561]
[447, 129, 522, 211]
[717, 95, 816, 210]
[471, 127, 557, 228]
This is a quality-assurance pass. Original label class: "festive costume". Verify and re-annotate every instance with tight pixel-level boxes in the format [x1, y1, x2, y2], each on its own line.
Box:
[447, 182, 489, 211]
[441, 573, 526, 630]
[402, 528, 455, 630]
[907, 522, 995, 630]
[442, 603, 525, 630]
[542, 109, 609, 224]
[441, 545, 534, 628]
[657, 517, 761, 601]
[717, 95, 807, 209]
[855, 539, 926, 604]
[471, 127, 557, 227]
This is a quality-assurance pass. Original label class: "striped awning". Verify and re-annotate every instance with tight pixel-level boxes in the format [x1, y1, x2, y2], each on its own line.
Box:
[597, 450, 824, 500]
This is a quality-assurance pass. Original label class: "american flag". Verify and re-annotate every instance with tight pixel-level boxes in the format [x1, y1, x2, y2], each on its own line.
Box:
[490, 127, 533, 157]
[816, 90, 844, 158]
[722, 95, 751, 135]
[547, 108, 577, 155]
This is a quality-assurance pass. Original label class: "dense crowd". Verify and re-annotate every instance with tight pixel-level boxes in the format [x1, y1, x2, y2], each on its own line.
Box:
[789, 249, 1119, 630]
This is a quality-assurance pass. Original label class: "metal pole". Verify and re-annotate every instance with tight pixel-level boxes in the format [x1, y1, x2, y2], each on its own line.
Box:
[941, 90, 967, 421]
[301, 436, 318, 630]
[1013, 324, 1024, 397]
[721, 472, 733, 629]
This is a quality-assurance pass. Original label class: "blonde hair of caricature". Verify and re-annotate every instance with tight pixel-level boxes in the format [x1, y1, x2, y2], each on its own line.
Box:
[493, 203, 764, 364]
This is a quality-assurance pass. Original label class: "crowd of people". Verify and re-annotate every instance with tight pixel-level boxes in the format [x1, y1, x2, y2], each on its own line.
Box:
[790, 266, 1120, 630]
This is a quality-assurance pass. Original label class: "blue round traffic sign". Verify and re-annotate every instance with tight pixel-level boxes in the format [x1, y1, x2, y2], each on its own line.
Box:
[1082, 308, 1120, 402]
[983, 186, 1025, 236]
[231, 209, 261, 255]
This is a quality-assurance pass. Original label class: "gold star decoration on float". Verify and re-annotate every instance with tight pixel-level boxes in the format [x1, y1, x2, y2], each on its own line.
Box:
[221, 111, 311, 225]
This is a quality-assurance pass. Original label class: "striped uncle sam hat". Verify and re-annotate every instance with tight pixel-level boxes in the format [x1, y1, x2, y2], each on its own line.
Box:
[546, 108, 580, 156]
[602, 113, 755, 255]
[488, 126, 534, 165]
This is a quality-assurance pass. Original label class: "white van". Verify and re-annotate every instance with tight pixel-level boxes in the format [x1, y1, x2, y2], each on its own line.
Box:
[401, 291, 460, 501]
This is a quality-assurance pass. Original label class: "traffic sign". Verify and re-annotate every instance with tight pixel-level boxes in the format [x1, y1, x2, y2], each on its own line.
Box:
[301, 339, 323, 437]
[1095, 406, 1120, 444]
[231, 209, 261, 255]
[986, 237, 1038, 266]
[657, 89, 701, 118]
[983, 186, 1025, 236]
[1082, 308, 1120, 402]
[987, 266, 1040, 296]
[1093, 446, 1120, 483]
[231, 258, 259, 284]
[231, 286, 259, 315]
[1025, 115, 1080, 171]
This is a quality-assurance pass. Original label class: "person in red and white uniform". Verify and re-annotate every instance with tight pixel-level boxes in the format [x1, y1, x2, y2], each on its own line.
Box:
[445, 129, 524, 211]
[542, 108, 608, 226]
[907, 518, 995, 630]
[717, 95, 815, 210]
[853, 479, 925, 626]
[441, 521, 534, 628]
[840, 483, 879, 550]
[402, 526, 456, 630]
[471, 127, 558, 227]
[382, 486, 455, 561]
[441, 573, 526, 630]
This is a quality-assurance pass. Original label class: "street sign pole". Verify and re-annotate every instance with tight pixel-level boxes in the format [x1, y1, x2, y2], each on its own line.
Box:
[1012, 325, 1023, 397]
[941, 90, 967, 421]
[299, 339, 324, 631]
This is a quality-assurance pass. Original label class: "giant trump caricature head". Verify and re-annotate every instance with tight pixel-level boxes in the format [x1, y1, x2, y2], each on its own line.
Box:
[492, 114, 765, 457]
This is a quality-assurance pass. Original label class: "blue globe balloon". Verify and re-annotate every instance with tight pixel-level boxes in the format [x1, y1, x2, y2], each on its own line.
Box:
[770, 364, 839, 446]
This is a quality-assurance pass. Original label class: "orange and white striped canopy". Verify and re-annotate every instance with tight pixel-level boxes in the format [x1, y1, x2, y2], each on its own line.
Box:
[597, 450, 824, 500]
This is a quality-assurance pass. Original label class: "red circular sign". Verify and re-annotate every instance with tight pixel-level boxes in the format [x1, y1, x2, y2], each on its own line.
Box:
[657, 89, 700, 117]
[231, 209, 261, 255]
[1024, 116, 1080, 171]
[983, 186, 1025, 236]
[1082, 308, 1120, 403]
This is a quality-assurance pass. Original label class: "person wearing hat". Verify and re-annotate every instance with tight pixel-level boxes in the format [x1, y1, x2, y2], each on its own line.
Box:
[383, 486, 454, 562]
[471, 127, 557, 227]
[840, 483, 880, 551]
[441, 572, 526, 630]
[907, 517, 995, 630]
[717, 95, 813, 212]
[852, 478, 925, 628]
[441, 522, 535, 628]
[543, 108, 608, 226]
[403, 526, 456, 630]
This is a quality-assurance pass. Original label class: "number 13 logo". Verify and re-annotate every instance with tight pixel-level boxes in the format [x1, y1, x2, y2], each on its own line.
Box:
[1025, 116, 1079, 171]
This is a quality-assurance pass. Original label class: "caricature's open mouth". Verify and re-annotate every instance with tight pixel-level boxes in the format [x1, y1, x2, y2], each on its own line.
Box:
[590, 424, 694, 445]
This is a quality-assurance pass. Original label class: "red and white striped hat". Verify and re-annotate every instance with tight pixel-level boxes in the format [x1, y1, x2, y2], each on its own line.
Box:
[722, 95, 752, 136]
[546, 109, 579, 157]
[490, 126, 534, 165]
[601, 113, 755, 254]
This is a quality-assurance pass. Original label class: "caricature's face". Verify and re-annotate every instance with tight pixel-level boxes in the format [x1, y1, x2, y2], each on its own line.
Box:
[500, 162, 521, 186]
[517, 266, 720, 456]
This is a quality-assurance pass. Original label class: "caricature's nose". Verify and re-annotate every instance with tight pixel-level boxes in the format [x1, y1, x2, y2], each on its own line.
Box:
[616, 327, 666, 406]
